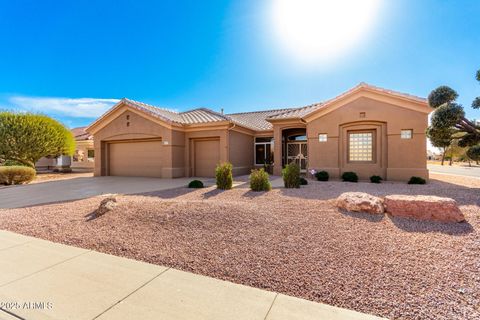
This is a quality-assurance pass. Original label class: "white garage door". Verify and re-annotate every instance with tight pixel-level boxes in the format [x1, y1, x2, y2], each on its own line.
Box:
[108, 140, 163, 177]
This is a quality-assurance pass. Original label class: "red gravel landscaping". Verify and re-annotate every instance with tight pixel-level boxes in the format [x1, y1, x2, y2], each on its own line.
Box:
[0, 174, 478, 320]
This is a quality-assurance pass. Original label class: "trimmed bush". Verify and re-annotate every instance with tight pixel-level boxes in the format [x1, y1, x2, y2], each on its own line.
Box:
[314, 170, 329, 181]
[370, 175, 382, 184]
[3, 160, 25, 166]
[300, 177, 308, 185]
[188, 180, 204, 188]
[408, 176, 426, 185]
[282, 163, 300, 188]
[0, 166, 36, 185]
[215, 162, 233, 190]
[341, 171, 358, 183]
[249, 169, 271, 191]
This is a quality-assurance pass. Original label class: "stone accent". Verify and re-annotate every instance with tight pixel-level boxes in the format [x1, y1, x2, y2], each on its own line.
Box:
[336, 192, 385, 214]
[384, 195, 465, 223]
[95, 195, 117, 217]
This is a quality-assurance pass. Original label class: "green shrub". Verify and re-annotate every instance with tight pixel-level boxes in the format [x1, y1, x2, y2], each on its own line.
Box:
[249, 169, 271, 191]
[370, 175, 382, 183]
[408, 176, 426, 185]
[3, 160, 25, 166]
[300, 177, 308, 185]
[188, 180, 204, 188]
[0, 166, 36, 185]
[282, 163, 300, 188]
[341, 171, 358, 182]
[215, 162, 233, 190]
[314, 170, 329, 181]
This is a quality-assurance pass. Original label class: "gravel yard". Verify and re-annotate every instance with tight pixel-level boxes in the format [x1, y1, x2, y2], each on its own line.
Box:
[0, 173, 478, 319]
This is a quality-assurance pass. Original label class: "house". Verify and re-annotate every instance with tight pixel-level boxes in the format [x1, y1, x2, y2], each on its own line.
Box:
[35, 127, 94, 171]
[70, 126, 95, 171]
[86, 83, 432, 180]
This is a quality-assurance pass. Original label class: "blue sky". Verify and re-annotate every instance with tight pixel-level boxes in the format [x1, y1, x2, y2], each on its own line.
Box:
[0, 0, 479, 128]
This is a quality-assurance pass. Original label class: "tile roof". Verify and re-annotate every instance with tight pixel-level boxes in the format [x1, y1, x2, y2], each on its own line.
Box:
[88, 83, 428, 133]
[227, 108, 293, 131]
[123, 99, 228, 125]
[266, 104, 323, 120]
[71, 126, 92, 141]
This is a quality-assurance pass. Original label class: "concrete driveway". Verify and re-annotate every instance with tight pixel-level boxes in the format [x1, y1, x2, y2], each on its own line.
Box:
[0, 176, 212, 209]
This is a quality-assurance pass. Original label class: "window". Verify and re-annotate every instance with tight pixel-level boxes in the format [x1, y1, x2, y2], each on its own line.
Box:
[288, 135, 307, 141]
[401, 129, 413, 139]
[318, 134, 327, 142]
[255, 137, 273, 165]
[87, 149, 95, 161]
[348, 131, 373, 162]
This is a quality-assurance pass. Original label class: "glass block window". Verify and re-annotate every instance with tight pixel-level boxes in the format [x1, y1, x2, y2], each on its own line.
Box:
[401, 129, 413, 139]
[318, 134, 327, 142]
[348, 132, 373, 162]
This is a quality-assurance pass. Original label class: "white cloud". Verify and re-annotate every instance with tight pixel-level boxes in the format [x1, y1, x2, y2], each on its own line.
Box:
[9, 96, 120, 118]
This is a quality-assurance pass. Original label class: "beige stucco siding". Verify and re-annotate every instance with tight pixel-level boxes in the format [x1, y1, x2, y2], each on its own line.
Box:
[306, 97, 428, 180]
[93, 109, 184, 178]
[229, 130, 254, 176]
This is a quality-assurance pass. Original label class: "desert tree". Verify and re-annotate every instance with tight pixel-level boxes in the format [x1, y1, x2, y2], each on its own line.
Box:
[427, 69, 480, 164]
[0, 112, 75, 167]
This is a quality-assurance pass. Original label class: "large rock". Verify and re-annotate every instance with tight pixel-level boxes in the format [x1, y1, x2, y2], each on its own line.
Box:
[336, 192, 385, 214]
[384, 195, 464, 222]
[95, 195, 117, 217]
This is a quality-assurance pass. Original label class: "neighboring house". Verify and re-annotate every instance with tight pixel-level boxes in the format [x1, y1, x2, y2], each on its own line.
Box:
[35, 127, 94, 171]
[86, 83, 432, 180]
[70, 126, 95, 171]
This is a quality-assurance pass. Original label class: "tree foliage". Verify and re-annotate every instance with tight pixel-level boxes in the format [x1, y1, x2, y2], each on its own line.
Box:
[427, 86, 458, 108]
[0, 112, 75, 167]
[466, 145, 480, 161]
[427, 69, 480, 159]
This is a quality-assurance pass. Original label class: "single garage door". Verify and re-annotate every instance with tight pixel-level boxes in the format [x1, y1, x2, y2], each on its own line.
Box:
[194, 139, 220, 177]
[108, 140, 163, 177]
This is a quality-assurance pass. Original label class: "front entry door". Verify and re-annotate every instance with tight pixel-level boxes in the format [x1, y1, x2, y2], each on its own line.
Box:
[286, 142, 307, 172]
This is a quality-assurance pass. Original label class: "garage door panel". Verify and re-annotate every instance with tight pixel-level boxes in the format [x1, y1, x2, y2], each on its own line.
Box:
[194, 139, 220, 177]
[109, 140, 163, 177]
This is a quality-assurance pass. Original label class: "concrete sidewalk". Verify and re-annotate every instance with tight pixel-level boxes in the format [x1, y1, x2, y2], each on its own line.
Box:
[0, 230, 385, 320]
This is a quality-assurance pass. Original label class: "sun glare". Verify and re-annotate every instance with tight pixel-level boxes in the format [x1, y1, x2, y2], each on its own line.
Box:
[269, 0, 381, 65]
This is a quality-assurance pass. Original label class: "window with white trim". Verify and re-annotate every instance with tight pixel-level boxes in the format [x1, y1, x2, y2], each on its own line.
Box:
[255, 137, 274, 165]
[401, 129, 413, 139]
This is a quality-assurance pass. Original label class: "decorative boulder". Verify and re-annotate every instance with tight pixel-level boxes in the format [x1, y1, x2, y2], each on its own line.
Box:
[384, 195, 464, 223]
[336, 192, 385, 214]
[95, 195, 117, 217]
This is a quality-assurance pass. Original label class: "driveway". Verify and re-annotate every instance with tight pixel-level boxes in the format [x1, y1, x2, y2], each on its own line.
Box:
[0, 230, 384, 320]
[428, 164, 480, 178]
[0, 176, 212, 209]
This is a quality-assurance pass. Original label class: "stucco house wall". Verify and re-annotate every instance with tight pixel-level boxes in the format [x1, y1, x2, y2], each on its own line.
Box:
[93, 109, 174, 177]
[306, 96, 429, 180]
[229, 130, 254, 176]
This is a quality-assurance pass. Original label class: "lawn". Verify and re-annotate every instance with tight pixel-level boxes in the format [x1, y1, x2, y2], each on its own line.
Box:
[0, 173, 478, 320]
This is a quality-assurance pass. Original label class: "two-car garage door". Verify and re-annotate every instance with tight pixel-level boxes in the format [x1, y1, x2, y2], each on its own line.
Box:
[108, 140, 163, 177]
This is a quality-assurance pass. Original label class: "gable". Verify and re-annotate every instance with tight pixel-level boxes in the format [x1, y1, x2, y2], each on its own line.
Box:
[303, 85, 432, 122]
